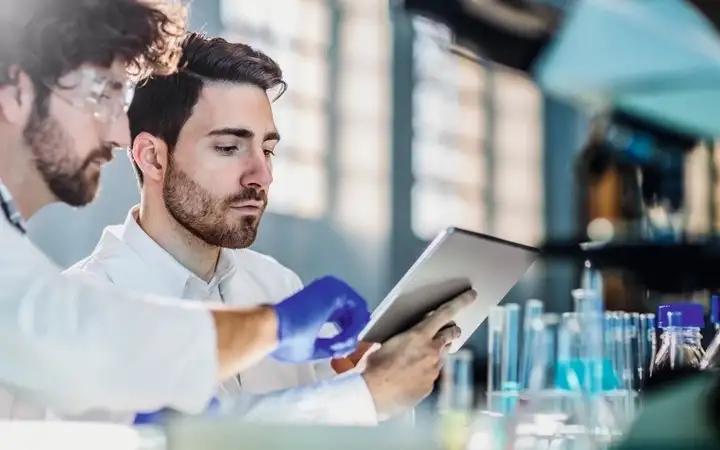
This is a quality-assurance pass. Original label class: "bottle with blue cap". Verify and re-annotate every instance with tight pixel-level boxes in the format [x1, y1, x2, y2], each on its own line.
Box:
[700, 294, 720, 369]
[710, 293, 720, 333]
[650, 303, 705, 375]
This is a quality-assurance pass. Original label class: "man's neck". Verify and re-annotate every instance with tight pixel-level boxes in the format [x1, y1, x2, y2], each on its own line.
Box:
[137, 197, 221, 282]
[0, 139, 55, 220]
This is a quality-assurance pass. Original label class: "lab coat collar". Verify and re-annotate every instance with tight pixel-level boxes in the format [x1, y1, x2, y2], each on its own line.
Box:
[103, 206, 237, 298]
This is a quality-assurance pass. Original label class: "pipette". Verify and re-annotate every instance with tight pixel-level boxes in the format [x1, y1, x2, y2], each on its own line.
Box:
[519, 299, 544, 389]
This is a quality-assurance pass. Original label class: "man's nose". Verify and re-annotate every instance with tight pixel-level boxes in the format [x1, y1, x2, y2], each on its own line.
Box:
[103, 114, 131, 149]
[242, 150, 273, 189]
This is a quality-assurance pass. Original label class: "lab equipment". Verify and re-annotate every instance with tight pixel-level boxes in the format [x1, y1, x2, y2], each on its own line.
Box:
[401, 0, 720, 298]
[650, 303, 705, 374]
[572, 289, 604, 394]
[487, 306, 505, 394]
[711, 293, 720, 332]
[701, 296, 720, 369]
[272, 276, 371, 362]
[501, 304, 521, 392]
[636, 314, 651, 387]
[437, 350, 474, 450]
[361, 227, 537, 353]
[629, 313, 641, 389]
[620, 313, 634, 391]
[519, 299, 544, 389]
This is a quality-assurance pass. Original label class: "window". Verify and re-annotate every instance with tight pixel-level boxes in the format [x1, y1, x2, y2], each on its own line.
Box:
[220, 0, 330, 219]
[410, 20, 544, 246]
[410, 18, 488, 240]
[336, 0, 392, 237]
[490, 69, 544, 245]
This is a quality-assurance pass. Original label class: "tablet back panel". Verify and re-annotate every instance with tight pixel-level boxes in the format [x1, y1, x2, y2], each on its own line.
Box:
[361, 227, 538, 352]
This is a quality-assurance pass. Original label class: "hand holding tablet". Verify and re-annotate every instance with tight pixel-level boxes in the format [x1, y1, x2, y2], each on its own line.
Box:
[360, 227, 538, 352]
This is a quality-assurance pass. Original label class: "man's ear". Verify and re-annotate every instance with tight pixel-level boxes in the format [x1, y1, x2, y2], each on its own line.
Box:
[0, 66, 34, 125]
[131, 132, 170, 183]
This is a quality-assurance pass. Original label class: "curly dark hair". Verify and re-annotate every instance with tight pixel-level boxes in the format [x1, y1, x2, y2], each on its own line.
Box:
[128, 32, 286, 184]
[0, 0, 187, 88]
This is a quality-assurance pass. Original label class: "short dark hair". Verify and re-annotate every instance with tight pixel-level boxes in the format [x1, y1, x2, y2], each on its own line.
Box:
[0, 0, 187, 88]
[127, 32, 286, 184]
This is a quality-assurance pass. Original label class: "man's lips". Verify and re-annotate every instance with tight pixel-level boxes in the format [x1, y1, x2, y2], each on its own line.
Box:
[229, 202, 264, 214]
[230, 201, 264, 209]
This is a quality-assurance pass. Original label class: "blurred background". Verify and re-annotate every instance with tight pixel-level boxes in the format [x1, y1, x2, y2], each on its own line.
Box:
[29, 0, 720, 357]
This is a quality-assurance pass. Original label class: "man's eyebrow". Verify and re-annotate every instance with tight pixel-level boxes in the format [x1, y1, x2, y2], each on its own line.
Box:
[206, 127, 254, 139]
[207, 128, 281, 142]
[265, 131, 281, 142]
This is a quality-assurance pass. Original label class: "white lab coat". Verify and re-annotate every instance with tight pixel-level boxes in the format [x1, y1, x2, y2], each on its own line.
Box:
[59, 208, 377, 425]
[0, 212, 218, 417]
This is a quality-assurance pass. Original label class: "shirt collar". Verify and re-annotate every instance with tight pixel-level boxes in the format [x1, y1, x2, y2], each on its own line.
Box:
[120, 206, 237, 297]
[0, 179, 26, 233]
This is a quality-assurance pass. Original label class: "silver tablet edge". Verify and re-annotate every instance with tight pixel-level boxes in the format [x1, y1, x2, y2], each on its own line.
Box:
[358, 226, 457, 340]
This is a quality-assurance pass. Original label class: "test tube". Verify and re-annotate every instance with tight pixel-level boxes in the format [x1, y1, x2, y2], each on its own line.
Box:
[487, 306, 505, 394]
[612, 312, 626, 389]
[630, 313, 641, 389]
[438, 350, 474, 450]
[572, 289, 604, 394]
[621, 313, 634, 391]
[647, 313, 657, 372]
[604, 312, 615, 367]
[558, 312, 582, 391]
[519, 299, 544, 389]
[439, 349, 475, 412]
[637, 314, 649, 387]
[501, 304, 521, 391]
[528, 313, 560, 391]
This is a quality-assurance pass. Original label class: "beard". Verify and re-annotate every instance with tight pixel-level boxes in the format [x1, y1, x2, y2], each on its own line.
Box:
[162, 158, 267, 249]
[23, 105, 112, 207]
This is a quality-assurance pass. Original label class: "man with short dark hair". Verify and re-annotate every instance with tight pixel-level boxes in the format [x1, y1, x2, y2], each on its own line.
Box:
[0, 0, 378, 418]
[65, 32, 474, 425]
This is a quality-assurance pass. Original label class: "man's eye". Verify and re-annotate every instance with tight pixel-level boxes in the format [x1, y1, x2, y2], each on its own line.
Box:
[264, 149, 276, 156]
[215, 146, 237, 154]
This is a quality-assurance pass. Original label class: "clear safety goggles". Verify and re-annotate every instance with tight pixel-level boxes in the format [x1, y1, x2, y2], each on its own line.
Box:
[49, 67, 135, 123]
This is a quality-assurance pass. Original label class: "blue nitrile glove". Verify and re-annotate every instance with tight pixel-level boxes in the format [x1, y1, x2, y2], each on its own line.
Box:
[133, 398, 220, 425]
[133, 409, 168, 425]
[271, 276, 370, 363]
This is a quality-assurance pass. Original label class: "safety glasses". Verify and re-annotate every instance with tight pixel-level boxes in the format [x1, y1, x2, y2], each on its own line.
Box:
[49, 67, 135, 124]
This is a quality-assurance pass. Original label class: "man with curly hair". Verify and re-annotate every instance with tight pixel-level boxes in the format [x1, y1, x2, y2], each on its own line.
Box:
[0, 0, 378, 418]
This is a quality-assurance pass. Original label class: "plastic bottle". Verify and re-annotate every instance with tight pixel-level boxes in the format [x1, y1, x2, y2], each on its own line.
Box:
[700, 294, 720, 369]
[711, 293, 720, 332]
[650, 303, 705, 375]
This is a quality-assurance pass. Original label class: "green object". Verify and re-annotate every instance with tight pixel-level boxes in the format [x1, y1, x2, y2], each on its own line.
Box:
[613, 375, 718, 450]
[555, 358, 621, 391]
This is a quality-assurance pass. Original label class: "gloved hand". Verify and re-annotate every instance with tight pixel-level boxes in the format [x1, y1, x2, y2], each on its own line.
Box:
[272, 276, 370, 363]
[133, 397, 220, 425]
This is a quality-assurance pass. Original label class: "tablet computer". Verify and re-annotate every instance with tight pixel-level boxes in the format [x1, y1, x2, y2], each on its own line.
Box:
[359, 227, 539, 353]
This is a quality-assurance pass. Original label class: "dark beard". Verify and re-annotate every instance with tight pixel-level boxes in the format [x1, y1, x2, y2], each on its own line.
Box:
[162, 158, 266, 249]
[23, 106, 111, 206]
